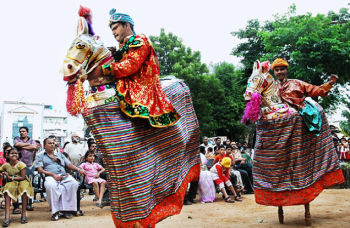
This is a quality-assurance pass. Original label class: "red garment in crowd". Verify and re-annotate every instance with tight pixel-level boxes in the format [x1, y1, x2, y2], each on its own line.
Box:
[0, 151, 6, 186]
[339, 145, 350, 160]
[214, 154, 234, 164]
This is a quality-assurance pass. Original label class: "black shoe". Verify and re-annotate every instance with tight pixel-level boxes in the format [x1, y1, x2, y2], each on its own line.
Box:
[189, 199, 197, 204]
[51, 212, 59, 221]
[26, 205, 34, 211]
[183, 200, 192, 205]
[21, 216, 28, 224]
[61, 212, 72, 219]
[96, 203, 104, 208]
[2, 219, 10, 227]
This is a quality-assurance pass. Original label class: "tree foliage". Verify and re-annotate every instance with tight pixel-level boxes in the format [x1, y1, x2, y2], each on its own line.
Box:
[150, 30, 247, 141]
[232, 4, 350, 110]
[150, 29, 208, 79]
[340, 93, 350, 136]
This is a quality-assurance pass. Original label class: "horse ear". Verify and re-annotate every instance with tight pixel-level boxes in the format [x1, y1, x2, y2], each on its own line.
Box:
[261, 61, 270, 73]
[253, 60, 260, 74]
[77, 17, 89, 35]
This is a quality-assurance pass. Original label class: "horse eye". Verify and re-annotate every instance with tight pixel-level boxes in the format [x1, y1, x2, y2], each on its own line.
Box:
[76, 42, 85, 49]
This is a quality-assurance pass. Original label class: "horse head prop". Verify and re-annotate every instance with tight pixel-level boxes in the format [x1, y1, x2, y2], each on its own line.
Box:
[242, 60, 295, 124]
[62, 10, 114, 116]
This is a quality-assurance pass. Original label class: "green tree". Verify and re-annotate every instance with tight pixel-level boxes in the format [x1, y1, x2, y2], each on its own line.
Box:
[150, 29, 216, 136]
[150, 30, 247, 139]
[232, 4, 350, 110]
[212, 62, 247, 141]
[340, 94, 350, 136]
[150, 29, 208, 79]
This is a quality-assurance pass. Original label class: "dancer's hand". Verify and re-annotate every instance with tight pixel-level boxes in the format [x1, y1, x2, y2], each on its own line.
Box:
[329, 74, 338, 85]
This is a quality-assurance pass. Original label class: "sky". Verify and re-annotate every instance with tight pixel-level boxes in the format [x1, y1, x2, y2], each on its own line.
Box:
[0, 0, 348, 124]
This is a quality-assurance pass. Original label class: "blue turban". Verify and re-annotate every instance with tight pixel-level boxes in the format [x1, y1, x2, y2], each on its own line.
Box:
[109, 9, 134, 26]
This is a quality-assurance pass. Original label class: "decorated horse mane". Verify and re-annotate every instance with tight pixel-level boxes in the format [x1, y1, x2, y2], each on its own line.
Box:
[62, 7, 113, 116]
[242, 60, 294, 124]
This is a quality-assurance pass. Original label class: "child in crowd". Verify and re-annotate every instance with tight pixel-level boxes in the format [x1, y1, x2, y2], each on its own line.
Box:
[225, 146, 244, 194]
[205, 147, 214, 160]
[0, 144, 10, 185]
[213, 146, 219, 156]
[210, 157, 242, 203]
[0, 147, 34, 226]
[339, 137, 350, 161]
[0, 144, 11, 209]
[79, 151, 107, 208]
[214, 145, 226, 163]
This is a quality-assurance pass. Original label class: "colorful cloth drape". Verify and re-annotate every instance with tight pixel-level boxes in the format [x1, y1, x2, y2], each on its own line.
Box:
[253, 103, 344, 206]
[82, 78, 200, 227]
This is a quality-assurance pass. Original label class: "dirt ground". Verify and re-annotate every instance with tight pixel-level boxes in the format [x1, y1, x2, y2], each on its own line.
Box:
[2, 189, 349, 228]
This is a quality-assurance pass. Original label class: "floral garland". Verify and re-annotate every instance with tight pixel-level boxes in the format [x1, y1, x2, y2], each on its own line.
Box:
[66, 79, 87, 116]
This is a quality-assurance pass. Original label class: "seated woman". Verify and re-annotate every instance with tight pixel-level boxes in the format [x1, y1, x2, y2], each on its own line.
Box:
[80, 151, 107, 208]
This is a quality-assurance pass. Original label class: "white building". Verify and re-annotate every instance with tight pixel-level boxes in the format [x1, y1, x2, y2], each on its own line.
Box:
[43, 105, 68, 145]
[0, 101, 69, 146]
[0, 101, 44, 145]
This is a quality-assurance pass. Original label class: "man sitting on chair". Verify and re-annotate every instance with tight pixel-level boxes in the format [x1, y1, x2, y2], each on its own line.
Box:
[35, 138, 85, 221]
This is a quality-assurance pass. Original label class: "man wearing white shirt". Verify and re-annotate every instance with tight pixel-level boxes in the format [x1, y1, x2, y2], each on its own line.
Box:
[200, 136, 212, 153]
[64, 133, 85, 166]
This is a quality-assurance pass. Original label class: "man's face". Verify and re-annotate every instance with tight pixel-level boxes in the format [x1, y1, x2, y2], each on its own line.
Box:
[226, 148, 232, 155]
[19, 128, 28, 138]
[89, 143, 97, 152]
[36, 142, 41, 150]
[274, 66, 288, 82]
[216, 139, 221, 145]
[243, 143, 247, 149]
[111, 23, 130, 43]
[44, 138, 55, 152]
[72, 136, 80, 143]
[203, 137, 208, 145]
[219, 147, 225, 155]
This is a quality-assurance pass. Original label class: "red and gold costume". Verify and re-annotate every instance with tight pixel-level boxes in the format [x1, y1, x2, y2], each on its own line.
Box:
[103, 34, 180, 128]
[277, 79, 332, 110]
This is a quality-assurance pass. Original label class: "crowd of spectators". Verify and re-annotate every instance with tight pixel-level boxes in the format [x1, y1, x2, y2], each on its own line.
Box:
[330, 125, 350, 162]
[185, 136, 254, 206]
[0, 127, 108, 226]
[0, 126, 348, 225]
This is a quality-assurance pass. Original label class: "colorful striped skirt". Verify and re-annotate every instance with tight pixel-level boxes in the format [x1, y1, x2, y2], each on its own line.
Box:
[83, 79, 200, 227]
[253, 109, 344, 206]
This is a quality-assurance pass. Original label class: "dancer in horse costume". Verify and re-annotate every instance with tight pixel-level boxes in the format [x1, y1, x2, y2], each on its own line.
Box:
[242, 59, 344, 226]
[62, 7, 200, 227]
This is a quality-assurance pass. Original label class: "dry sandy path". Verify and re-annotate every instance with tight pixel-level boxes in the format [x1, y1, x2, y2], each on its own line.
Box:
[2, 189, 349, 227]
